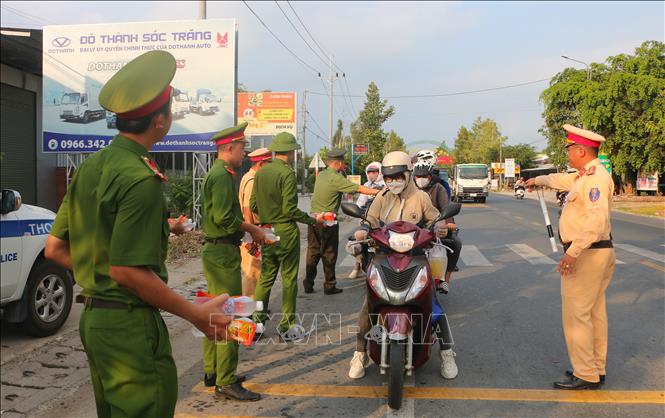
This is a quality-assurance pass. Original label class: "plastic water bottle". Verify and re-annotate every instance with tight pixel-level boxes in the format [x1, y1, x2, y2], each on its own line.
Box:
[312, 212, 337, 226]
[262, 226, 280, 244]
[191, 292, 263, 338]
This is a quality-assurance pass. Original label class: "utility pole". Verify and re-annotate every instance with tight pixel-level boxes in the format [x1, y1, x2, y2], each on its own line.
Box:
[301, 90, 308, 195]
[328, 54, 334, 149]
[199, 0, 206, 19]
[499, 139, 503, 190]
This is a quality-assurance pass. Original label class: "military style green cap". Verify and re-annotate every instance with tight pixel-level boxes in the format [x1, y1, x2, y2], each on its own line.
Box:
[269, 132, 300, 152]
[99, 51, 176, 119]
[327, 148, 347, 160]
[211, 122, 248, 145]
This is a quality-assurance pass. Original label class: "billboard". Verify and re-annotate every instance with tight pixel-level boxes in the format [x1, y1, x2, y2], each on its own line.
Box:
[238, 92, 297, 136]
[42, 19, 236, 153]
[352, 143, 369, 155]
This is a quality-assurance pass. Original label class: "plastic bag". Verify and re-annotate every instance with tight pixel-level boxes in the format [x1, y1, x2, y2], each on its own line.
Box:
[428, 239, 448, 281]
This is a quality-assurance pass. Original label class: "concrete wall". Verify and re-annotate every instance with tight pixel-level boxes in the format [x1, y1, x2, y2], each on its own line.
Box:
[1, 63, 58, 211]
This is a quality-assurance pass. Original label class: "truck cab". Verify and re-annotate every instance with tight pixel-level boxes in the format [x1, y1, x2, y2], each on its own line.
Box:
[59, 86, 105, 123]
[172, 90, 190, 119]
[1, 190, 73, 336]
[451, 164, 490, 203]
[190, 89, 220, 115]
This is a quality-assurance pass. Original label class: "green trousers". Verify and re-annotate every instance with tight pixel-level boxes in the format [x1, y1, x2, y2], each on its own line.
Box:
[79, 306, 177, 418]
[201, 242, 242, 386]
[253, 222, 300, 332]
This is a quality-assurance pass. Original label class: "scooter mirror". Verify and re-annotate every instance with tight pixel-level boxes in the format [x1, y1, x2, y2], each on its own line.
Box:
[440, 201, 461, 219]
[341, 202, 364, 219]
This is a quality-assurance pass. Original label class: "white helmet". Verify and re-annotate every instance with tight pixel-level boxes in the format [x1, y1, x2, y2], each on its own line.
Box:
[414, 149, 437, 164]
[381, 151, 413, 177]
[413, 159, 434, 177]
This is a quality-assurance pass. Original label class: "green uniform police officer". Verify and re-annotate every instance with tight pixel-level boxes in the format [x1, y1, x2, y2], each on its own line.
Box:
[250, 132, 323, 341]
[200, 123, 266, 401]
[44, 51, 232, 418]
[305, 149, 379, 294]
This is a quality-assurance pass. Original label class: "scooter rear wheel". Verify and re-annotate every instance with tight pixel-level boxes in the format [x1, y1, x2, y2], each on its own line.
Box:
[388, 340, 405, 410]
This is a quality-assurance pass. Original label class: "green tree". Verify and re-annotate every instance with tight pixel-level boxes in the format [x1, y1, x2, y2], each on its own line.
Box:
[453, 118, 507, 164]
[503, 144, 537, 169]
[540, 41, 665, 193]
[383, 130, 406, 153]
[332, 119, 352, 149]
[351, 82, 396, 172]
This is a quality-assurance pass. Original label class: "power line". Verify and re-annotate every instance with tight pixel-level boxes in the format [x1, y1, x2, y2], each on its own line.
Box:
[1, 4, 55, 26]
[242, 1, 320, 76]
[286, 1, 330, 60]
[306, 110, 328, 138]
[274, 1, 329, 68]
[305, 126, 327, 142]
[308, 77, 553, 99]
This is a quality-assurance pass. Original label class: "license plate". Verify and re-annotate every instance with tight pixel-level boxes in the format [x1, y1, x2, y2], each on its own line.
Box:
[470, 193, 477, 197]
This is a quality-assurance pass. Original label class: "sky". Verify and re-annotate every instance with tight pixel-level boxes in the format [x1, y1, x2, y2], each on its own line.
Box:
[2, 1, 663, 153]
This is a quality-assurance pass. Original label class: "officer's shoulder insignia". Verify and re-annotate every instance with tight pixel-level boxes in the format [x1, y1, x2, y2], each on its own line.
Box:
[141, 156, 168, 182]
[586, 166, 596, 176]
[589, 187, 600, 202]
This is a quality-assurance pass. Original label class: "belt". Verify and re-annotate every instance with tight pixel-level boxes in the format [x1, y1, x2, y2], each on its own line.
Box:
[562, 240, 613, 253]
[205, 236, 241, 245]
[75, 294, 151, 310]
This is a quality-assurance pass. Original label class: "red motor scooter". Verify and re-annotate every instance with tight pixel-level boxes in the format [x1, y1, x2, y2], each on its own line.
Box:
[341, 201, 461, 410]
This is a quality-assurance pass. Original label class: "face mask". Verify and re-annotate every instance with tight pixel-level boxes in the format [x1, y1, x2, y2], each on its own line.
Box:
[415, 178, 430, 189]
[387, 181, 406, 195]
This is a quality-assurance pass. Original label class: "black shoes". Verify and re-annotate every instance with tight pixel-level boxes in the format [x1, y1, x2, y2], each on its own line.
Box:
[215, 381, 261, 401]
[303, 287, 314, 294]
[204, 374, 246, 387]
[566, 369, 605, 384]
[554, 375, 600, 390]
[324, 287, 343, 295]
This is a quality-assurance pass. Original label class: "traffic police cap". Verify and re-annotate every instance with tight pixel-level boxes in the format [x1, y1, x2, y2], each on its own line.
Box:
[211, 122, 248, 146]
[327, 148, 347, 161]
[248, 147, 272, 162]
[99, 51, 176, 120]
[269, 132, 300, 152]
[563, 124, 606, 149]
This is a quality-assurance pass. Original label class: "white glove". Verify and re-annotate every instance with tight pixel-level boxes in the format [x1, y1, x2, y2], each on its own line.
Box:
[434, 221, 449, 238]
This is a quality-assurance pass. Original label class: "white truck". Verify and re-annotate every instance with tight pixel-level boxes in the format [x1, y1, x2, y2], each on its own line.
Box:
[59, 82, 106, 123]
[451, 163, 490, 203]
[1, 190, 74, 336]
[190, 88, 220, 115]
[172, 90, 190, 119]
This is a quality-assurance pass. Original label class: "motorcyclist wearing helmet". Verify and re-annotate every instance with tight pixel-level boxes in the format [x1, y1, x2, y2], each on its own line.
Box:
[413, 159, 462, 294]
[414, 149, 452, 199]
[348, 151, 459, 381]
[349, 162, 386, 279]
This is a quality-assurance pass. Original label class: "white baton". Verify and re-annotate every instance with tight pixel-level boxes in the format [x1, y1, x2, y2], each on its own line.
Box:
[537, 188, 558, 253]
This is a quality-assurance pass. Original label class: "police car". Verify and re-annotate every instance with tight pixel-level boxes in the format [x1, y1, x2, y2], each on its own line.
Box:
[1, 189, 73, 336]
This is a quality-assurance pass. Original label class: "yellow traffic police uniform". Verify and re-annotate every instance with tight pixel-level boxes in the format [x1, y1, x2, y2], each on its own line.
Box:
[536, 157, 615, 383]
[238, 167, 261, 296]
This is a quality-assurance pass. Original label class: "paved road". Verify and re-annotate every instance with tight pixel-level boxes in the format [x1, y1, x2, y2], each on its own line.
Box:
[2, 194, 663, 417]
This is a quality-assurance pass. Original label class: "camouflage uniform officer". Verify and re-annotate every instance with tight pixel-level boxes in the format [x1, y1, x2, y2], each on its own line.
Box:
[526, 124, 615, 390]
[238, 147, 272, 297]
[305, 149, 379, 294]
[201, 122, 266, 401]
[45, 51, 231, 418]
[250, 133, 322, 341]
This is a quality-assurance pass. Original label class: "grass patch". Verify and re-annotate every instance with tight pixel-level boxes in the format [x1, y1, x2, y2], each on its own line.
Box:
[613, 202, 665, 218]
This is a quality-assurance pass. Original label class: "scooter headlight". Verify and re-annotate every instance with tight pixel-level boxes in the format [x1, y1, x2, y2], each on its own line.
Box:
[388, 230, 415, 253]
[405, 267, 429, 301]
[368, 265, 389, 300]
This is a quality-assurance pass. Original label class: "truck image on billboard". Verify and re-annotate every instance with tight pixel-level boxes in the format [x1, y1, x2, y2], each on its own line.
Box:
[42, 19, 236, 153]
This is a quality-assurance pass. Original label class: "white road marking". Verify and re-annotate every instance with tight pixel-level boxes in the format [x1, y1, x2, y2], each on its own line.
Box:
[614, 243, 665, 263]
[507, 244, 557, 265]
[460, 245, 493, 266]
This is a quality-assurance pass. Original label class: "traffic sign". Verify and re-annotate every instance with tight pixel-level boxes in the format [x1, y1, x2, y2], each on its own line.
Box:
[309, 152, 326, 169]
[352, 143, 369, 155]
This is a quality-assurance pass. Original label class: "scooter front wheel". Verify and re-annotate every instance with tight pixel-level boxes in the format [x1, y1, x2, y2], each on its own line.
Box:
[388, 339, 405, 410]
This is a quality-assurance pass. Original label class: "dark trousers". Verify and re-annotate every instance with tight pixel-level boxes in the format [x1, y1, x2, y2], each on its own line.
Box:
[304, 224, 339, 290]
